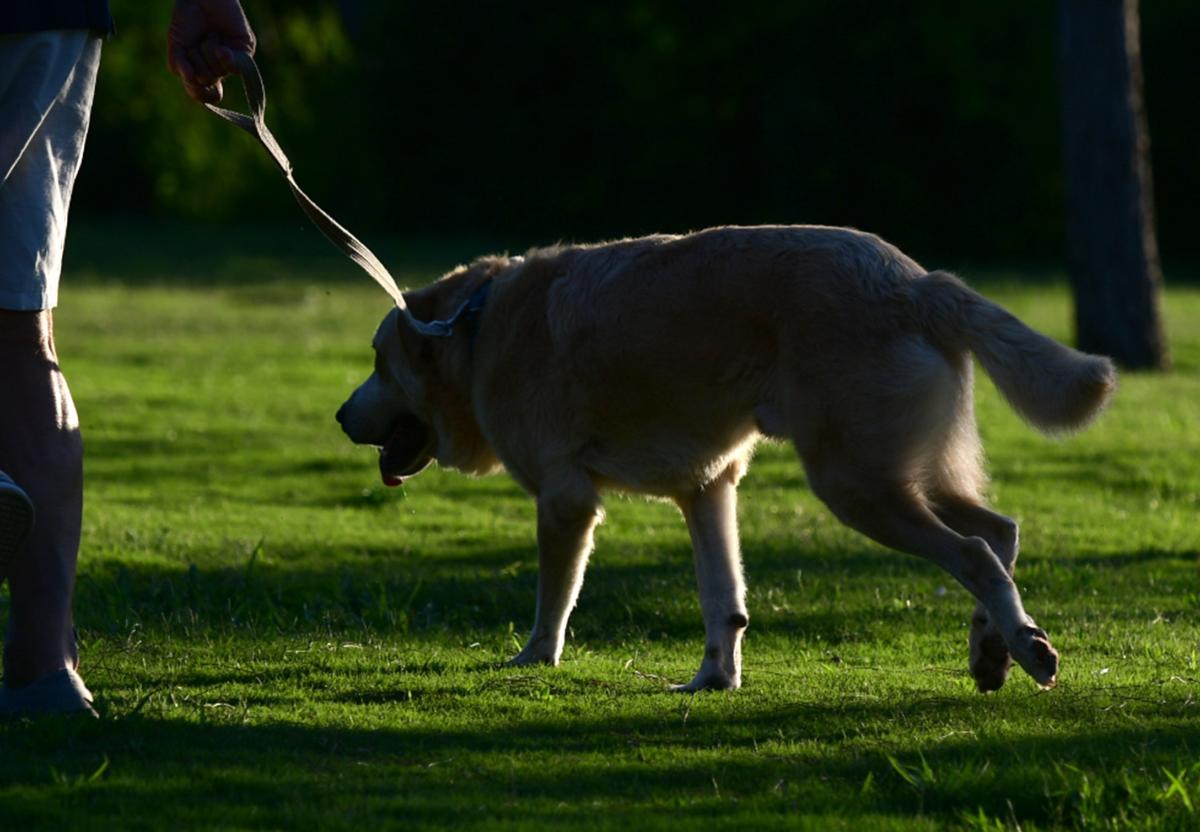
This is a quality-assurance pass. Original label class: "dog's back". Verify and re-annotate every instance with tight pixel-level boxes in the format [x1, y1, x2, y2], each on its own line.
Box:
[476, 225, 1114, 503]
[503, 226, 921, 491]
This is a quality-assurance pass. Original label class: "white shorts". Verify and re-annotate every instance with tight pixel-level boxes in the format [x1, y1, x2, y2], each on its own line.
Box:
[0, 31, 101, 311]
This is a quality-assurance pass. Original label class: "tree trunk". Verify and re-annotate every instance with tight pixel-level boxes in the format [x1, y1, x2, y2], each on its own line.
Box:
[1057, 0, 1168, 369]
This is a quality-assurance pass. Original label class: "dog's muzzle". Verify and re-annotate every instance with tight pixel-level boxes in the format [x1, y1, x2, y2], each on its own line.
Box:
[377, 413, 434, 487]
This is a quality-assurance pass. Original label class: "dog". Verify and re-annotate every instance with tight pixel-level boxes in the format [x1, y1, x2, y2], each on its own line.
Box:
[336, 225, 1116, 692]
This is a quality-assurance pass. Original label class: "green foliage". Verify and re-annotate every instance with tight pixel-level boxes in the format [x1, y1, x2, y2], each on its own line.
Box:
[84, 0, 351, 218]
[2, 226, 1200, 828]
[74, 3, 1200, 261]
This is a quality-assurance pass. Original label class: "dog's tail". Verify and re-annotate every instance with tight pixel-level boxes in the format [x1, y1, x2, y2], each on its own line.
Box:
[912, 270, 1117, 433]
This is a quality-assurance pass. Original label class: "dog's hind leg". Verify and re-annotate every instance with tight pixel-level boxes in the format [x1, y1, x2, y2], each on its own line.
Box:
[931, 496, 1020, 692]
[672, 464, 750, 692]
[510, 475, 602, 666]
[806, 463, 1058, 688]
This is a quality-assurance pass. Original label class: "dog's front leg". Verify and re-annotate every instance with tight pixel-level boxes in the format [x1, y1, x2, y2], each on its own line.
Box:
[510, 478, 601, 666]
[673, 467, 749, 691]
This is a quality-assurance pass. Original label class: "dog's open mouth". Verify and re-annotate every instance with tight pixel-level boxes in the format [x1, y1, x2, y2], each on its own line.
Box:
[378, 413, 434, 487]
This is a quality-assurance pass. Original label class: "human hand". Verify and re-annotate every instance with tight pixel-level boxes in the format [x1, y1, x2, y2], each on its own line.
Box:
[167, 0, 256, 104]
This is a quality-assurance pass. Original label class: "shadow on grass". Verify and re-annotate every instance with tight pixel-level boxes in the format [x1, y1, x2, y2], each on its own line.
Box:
[71, 545, 942, 650]
[68, 532, 1193, 663]
[2, 691, 1198, 829]
[993, 447, 1199, 499]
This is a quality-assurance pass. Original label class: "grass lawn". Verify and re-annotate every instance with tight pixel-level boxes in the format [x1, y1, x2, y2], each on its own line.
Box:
[2, 222, 1199, 830]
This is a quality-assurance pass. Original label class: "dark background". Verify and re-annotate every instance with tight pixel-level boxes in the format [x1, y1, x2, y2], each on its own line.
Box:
[74, 1, 1200, 267]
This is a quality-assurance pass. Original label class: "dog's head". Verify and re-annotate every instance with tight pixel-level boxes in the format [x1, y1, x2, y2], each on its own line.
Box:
[336, 307, 439, 487]
[337, 260, 510, 486]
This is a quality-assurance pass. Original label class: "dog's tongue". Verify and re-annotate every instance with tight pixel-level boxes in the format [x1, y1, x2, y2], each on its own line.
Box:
[379, 443, 407, 487]
[379, 418, 430, 487]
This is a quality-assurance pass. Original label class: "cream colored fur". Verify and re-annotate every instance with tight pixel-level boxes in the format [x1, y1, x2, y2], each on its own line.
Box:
[337, 225, 1117, 692]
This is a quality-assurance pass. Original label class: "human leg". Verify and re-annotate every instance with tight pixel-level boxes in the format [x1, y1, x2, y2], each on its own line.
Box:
[0, 310, 85, 687]
[0, 31, 101, 716]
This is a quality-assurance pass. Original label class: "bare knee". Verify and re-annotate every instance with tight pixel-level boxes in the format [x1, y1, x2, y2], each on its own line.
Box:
[0, 309, 54, 349]
[0, 312, 82, 495]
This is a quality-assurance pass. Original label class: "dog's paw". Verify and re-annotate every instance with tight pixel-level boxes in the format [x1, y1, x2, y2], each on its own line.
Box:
[505, 628, 565, 667]
[969, 629, 1013, 693]
[506, 652, 558, 667]
[669, 670, 740, 693]
[969, 612, 1013, 693]
[1008, 625, 1059, 689]
[507, 641, 561, 667]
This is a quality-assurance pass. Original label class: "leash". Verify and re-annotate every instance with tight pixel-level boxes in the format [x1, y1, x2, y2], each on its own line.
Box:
[204, 53, 409, 309]
[206, 54, 504, 339]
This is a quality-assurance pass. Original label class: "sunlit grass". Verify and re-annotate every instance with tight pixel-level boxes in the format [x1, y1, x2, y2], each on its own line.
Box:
[2, 227, 1198, 830]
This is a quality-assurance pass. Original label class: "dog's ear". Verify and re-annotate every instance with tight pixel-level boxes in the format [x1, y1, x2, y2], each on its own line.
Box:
[395, 294, 438, 363]
[393, 260, 500, 359]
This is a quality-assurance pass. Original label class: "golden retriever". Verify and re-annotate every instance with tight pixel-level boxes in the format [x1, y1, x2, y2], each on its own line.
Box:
[336, 225, 1116, 692]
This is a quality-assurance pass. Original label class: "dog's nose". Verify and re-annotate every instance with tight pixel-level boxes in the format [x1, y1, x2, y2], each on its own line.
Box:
[335, 404, 346, 426]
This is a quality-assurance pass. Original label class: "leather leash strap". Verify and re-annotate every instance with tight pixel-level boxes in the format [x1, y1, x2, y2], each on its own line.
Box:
[204, 53, 407, 308]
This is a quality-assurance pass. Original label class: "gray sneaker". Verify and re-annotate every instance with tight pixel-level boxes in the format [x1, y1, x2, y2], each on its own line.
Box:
[0, 667, 98, 720]
[0, 470, 35, 575]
